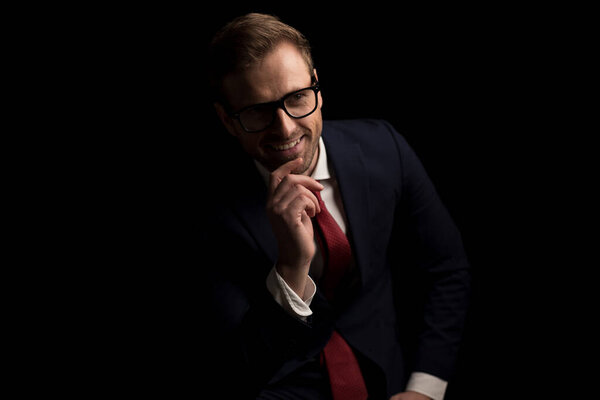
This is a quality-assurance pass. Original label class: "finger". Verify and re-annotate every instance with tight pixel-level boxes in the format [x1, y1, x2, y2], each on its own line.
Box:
[271, 176, 322, 213]
[271, 174, 324, 204]
[275, 184, 321, 216]
[268, 158, 304, 194]
[287, 194, 319, 220]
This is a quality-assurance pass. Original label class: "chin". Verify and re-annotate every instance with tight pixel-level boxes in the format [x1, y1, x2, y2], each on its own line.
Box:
[295, 152, 316, 175]
[291, 163, 309, 175]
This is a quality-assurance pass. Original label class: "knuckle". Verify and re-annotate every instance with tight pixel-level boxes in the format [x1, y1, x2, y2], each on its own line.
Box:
[273, 204, 286, 215]
[299, 192, 313, 203]
[269, 171, 280, 184]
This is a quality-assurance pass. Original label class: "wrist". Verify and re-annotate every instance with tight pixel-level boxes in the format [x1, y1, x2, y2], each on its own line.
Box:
[275, 262, 311, 298]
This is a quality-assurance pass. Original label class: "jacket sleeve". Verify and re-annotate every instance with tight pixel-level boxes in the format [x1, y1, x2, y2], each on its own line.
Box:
[384, 120, 472, 381]
[203, 210, 334, 397]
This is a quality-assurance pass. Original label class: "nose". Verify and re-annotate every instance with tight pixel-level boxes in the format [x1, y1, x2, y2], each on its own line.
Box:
[270, 108, 296, 139]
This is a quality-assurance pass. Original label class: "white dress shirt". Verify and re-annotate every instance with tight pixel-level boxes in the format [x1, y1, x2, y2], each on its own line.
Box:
[256, 137, 448, 400]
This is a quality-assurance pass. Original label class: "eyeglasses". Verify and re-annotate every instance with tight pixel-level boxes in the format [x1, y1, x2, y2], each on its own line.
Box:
[229, 82, 320, 133]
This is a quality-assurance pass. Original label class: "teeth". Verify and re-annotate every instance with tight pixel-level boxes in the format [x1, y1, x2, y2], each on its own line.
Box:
[272, 138, 301, 151]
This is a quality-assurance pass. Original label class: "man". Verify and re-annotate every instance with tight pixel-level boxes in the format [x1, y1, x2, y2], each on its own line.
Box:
[205, 13, 470, 400]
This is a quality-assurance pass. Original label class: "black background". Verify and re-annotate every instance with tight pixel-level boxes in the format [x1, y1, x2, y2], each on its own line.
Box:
[29, 3, 593, 398]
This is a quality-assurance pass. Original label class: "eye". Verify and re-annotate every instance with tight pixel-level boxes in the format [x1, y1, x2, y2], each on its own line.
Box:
[287, 90, 309, 106]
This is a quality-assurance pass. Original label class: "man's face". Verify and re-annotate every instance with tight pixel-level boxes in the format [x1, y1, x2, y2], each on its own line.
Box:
[217, 42, 323, 175]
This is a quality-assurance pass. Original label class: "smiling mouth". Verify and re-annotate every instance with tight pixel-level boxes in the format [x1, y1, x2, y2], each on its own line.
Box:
[269, 137, 302, 151]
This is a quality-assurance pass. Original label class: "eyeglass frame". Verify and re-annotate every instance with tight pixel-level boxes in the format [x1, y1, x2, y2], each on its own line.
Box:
[227, 80, 320, 133]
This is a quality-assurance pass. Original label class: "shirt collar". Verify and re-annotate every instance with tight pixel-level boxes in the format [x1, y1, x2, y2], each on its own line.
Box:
[254, 137, 330, 184]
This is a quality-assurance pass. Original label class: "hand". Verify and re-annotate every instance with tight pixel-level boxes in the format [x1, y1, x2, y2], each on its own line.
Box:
[266, 158, 323, 296]
[390, 392, 432, 400]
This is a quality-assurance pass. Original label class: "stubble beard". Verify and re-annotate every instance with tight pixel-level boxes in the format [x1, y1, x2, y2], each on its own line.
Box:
[260, 126, 320, 175]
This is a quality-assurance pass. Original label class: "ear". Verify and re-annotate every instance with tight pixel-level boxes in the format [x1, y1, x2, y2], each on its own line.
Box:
[313, 69, 323, 109]
[214, 102, 241, 137]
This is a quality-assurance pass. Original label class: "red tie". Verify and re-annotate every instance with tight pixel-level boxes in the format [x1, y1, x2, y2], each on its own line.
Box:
[313, 189, 368, 400]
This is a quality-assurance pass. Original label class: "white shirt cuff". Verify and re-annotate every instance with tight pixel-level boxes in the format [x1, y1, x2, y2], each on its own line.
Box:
[406, 372, 448, 400]
[265, 266, 316, 321]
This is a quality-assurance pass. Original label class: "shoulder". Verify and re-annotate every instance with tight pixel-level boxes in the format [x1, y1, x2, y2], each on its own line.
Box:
[323, 119, 411, 149]
[322, 119, 431, 193]
[322, 118, 414, 163]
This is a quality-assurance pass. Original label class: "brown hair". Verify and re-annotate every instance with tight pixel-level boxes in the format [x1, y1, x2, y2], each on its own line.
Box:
[208, 13, 314, 103]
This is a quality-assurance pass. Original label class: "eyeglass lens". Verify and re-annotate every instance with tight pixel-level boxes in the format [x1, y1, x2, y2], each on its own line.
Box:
[239, 88, 317, 132]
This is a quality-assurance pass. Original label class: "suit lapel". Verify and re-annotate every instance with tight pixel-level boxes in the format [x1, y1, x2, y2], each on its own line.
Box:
[322, 124, 373, 288]
[230, 159, 278, 266]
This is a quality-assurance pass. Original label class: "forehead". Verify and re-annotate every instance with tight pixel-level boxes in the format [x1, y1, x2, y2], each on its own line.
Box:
[222, 42, 313, 108]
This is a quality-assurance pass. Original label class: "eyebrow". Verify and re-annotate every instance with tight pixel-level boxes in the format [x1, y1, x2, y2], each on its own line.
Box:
[233, 76, 317, 112]
[231, 80, 316, 114]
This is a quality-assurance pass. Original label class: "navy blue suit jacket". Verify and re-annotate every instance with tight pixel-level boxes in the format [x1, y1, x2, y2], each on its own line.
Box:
[205, 119, 470, 398]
